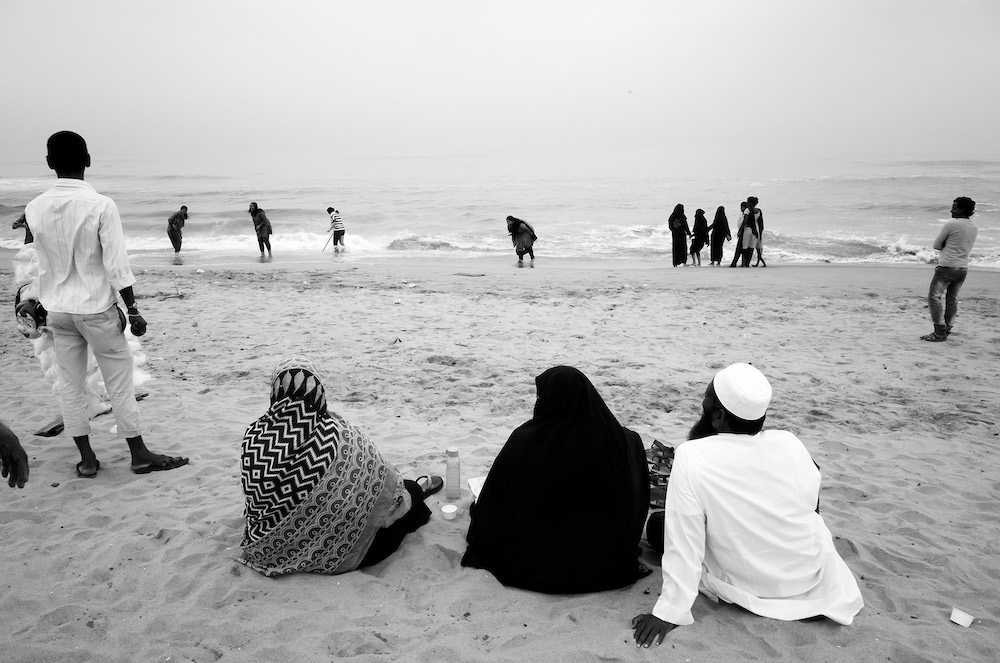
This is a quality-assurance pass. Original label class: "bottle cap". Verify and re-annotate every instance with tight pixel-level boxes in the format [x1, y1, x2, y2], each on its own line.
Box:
[447, 446, 459, 456]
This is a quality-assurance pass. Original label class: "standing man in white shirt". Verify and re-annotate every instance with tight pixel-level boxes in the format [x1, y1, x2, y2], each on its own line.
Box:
[632, 363, 863, 648]
[24, 131, 189, 479]
[921, 197, 978, 342]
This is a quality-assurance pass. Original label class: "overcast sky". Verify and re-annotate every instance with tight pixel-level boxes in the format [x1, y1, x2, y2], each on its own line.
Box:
[2, 1, 998, 164]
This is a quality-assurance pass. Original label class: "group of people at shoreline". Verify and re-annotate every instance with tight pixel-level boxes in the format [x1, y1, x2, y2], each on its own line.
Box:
[163, 201, 276, 262]
[166, 201, 351, 261]
[161, 196, 779, 270]
[668, 196, 766, 268]
[2, 131, 982, 653]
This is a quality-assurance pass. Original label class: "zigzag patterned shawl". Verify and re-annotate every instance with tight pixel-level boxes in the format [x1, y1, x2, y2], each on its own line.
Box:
[240, 357, 406, 577]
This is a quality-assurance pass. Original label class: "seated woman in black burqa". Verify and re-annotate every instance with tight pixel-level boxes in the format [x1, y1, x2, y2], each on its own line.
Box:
[461, 366, 650, 593]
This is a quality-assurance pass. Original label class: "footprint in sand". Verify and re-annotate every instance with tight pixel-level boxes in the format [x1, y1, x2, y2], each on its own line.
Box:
[323, 629, 394, 656]
[833, 535, 859, 557]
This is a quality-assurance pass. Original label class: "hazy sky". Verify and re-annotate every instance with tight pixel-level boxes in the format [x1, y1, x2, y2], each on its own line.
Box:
[2, 1, 999, 165]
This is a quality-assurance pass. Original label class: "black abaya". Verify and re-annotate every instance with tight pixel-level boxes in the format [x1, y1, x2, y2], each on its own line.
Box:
[461, 366, 649, 594]
[670, 218, 690, 266]
[710, 217, 730, 263]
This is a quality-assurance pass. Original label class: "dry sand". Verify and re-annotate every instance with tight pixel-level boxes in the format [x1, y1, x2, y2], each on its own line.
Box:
[1, 258, 998, 662]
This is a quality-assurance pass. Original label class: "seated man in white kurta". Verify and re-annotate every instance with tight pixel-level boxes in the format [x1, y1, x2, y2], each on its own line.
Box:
[632, 363, 863, 648]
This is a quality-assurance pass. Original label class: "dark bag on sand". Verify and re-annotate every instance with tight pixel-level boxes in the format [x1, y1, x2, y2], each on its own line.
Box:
[646, 439, 674, 509]
[644, 440, 674, 553]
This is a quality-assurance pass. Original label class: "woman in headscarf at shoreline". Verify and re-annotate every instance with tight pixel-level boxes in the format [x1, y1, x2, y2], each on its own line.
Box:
[240, 356, 442, 577]
[462, 366, 650, 594]
[688, 209, 710, 266]
[667, 204, 691, 267]
[248, 202, 272, 259]
[707, 206, 731, 266]
[506, 215, 537, 267]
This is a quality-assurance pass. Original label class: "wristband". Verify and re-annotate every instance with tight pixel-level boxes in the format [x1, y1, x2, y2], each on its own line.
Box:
[127, 306, 139, 315]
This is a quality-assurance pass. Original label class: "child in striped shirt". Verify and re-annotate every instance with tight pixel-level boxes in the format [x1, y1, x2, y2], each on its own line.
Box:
[327, 207, 346, 252]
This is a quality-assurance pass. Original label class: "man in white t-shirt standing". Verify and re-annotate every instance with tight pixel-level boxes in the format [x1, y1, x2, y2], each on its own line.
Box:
[921, 197, 978, 342]
[24, 131, 189, 479]
[632, 363, 863, 648]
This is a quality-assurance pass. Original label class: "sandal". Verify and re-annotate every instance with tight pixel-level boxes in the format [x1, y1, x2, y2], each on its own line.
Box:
[645, 439, 675, 468]
[920, 332, 948, 342]
[131, 455, 189, 474]
[415, 475, 444, 499]
[76, 459, 100, 478]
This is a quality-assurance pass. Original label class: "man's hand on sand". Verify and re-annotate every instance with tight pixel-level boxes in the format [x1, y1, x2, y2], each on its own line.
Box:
[0, 422, 29, 489]
[631, 613, 676, 648]
[129, 312, 147, 337]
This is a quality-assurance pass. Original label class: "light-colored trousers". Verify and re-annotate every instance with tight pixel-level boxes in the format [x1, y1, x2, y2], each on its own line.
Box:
[47, 306, 141, 438]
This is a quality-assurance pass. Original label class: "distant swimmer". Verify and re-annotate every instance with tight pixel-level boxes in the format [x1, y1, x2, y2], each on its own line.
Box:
[506, 215, 537, 267]
[167, 205, 187, 254]
[248, 202, 272, 259]
[327, 207, 345, 253]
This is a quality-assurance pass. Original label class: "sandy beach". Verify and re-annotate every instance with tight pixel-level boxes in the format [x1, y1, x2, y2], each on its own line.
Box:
[1, 258, 998, 663]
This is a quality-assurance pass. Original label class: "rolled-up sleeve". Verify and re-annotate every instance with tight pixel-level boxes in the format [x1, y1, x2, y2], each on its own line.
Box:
[99, 199, 136, 291]
[652, 450, 706, 626]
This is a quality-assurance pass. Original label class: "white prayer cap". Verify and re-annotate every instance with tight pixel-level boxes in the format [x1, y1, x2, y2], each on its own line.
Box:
[713, 363, 772, 420]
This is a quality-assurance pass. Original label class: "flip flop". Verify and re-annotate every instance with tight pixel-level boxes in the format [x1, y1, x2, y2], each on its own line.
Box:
[415, 474, 444, 499]
[35, 416, 65, 437]
[131, 455, 189, 475]
[76, 459, 100, 478]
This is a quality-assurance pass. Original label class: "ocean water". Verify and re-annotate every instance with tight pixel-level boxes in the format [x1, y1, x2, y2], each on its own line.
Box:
[2, 150, 998, 268]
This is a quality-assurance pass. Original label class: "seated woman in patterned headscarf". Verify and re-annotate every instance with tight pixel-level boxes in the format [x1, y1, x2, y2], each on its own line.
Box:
[240, 356, 442, 577]
[461, 365, 651, 593]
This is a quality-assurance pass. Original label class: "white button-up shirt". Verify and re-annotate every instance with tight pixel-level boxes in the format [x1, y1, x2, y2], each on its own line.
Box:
[25, 179, 136, 314]
[653, 430, 864, 626]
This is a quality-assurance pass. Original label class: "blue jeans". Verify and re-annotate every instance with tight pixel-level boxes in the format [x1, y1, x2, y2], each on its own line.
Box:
[927, 266, 968, 327]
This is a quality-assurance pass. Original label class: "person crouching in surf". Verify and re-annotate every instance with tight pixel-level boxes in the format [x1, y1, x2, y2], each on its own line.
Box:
[506, 215, 537, 267]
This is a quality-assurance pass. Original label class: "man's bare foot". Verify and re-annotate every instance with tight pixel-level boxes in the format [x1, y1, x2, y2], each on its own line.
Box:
[76, 458, 100, 478]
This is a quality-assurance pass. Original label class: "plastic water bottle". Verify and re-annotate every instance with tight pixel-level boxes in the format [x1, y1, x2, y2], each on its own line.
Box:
[445, 446, 461, 501]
